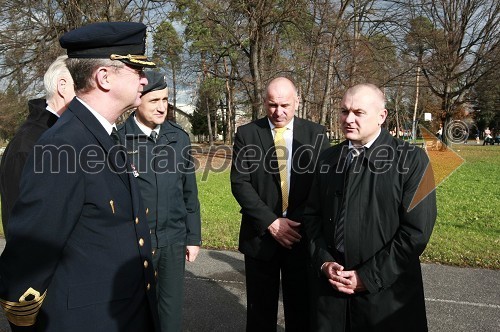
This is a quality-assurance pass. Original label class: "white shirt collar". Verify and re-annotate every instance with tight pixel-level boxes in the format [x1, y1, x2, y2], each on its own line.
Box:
[348, 128, 381, 150]
[133, 115, 160, 136]
[268, 117, 294, 133]
[46, 105, 60, 118]
[76, 97, 115, 135]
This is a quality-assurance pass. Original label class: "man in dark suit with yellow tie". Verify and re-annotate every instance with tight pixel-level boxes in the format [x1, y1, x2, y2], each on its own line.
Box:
[231, 77, 329, 331]
[0, 22, 160, 331]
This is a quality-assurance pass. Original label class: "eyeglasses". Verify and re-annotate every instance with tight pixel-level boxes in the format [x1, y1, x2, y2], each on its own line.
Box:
[120, 64, 145, 77]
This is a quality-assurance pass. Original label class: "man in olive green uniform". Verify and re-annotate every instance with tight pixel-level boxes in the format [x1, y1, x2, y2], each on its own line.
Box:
[118, 71, 201, 332]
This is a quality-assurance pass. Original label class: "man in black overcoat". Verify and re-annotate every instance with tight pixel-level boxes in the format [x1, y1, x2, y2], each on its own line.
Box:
[304, 83, 437, 331]
[0, 55, 74, 234]
[231, 77, 329, 331]
[0, 22, 160, 331]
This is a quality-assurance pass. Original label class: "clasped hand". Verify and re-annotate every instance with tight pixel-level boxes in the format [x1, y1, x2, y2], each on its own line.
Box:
[268, 217, 301, 249]
[321, 261, 366, 294]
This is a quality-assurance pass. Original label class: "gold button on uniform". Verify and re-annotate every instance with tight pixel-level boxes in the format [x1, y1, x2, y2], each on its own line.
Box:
[146, 208, 149, 215]
[152, 250, 156, 256]
[144, 260, 149, 268]
[154, 271, 158, 278]
[135, 217, 139, 224]
[146, 283, 151, 291]
[139, 238, 144, 246]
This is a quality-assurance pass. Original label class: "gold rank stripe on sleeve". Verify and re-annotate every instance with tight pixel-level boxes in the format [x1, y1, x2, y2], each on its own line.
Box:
[0, 287, 47, 326]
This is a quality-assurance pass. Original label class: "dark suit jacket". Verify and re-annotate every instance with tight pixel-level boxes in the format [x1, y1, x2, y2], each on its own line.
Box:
[0, 98, 58, 234]
[303, 129, 437, 331]
[0, 98, 159, 331]
[231, 117, 328, 260]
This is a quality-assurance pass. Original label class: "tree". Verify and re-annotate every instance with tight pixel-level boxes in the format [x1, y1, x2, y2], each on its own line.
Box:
[192, 76, 224, 145]
[0, 88, 27, 140]
[405, 16, 434, 141]
[0, 0, 155, 96]
[153, 20, 184, 122]
[417, 0, 500, 144]
[472, 55, 500, 132]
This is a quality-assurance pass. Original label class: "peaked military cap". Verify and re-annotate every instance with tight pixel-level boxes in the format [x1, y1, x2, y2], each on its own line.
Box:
[60, 22, 155, 68]
[142, 71, 168, 95]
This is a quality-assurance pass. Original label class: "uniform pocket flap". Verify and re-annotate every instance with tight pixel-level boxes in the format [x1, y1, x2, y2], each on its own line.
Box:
[68, 279, 134, 309]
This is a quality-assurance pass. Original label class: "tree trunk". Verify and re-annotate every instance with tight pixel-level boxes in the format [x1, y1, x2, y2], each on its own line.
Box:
[223, 57, 234, 144]
[319, 33, 336, 125]
[206, 97, 213, 146]
[213, 107, 218, 141]
[411, 66, 420, 142]
[249, 22, 263, 120]
[171, 65, 177, 122]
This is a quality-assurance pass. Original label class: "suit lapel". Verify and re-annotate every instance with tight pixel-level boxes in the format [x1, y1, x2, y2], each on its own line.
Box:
[68, 99, 130, 189]
[289, 117, 304, 194]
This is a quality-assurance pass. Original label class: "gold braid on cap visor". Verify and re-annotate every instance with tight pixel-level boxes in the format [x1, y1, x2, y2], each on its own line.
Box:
[0, 287, 47, 326]
[110, 54, 156, 66]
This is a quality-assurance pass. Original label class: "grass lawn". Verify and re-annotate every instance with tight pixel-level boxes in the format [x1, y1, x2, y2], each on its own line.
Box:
[197, 171, 240, 249]
[197, 144, 499, 269]
[421, 144, 499, 269]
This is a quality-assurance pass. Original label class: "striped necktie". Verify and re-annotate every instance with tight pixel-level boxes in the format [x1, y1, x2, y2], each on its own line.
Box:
[334, 147, 364, 253]
[274, 127, 289, 214]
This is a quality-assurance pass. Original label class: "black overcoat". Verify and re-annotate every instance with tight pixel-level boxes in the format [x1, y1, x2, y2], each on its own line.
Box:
[0, 98, 58, 233]
[0, 99, 159, 331]
[304, 129, 437, 331]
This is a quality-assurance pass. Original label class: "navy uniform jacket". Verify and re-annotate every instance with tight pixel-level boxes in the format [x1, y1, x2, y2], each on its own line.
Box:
[118, 115, 201, 249]
[303, 129, 437, 331]
[231, 117, 328, 260]
[0, 99, 159, 331]
[0, 98, 58, 234]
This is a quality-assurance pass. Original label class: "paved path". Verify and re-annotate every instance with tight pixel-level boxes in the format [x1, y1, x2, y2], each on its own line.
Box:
[0, 238, 498, 331]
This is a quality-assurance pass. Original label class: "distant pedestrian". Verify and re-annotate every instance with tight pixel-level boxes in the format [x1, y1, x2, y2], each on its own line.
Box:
[436, 124, 443, 140]
[483, 127, 492, 145]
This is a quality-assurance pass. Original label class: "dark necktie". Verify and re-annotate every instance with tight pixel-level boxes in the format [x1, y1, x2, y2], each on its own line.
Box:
[150, 130, 158, 143]
[334, 147, 364, 253]
[110, 127, 121, 146]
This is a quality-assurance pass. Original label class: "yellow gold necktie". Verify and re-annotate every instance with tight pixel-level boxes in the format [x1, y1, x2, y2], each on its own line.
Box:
[274, 127, 288, 213]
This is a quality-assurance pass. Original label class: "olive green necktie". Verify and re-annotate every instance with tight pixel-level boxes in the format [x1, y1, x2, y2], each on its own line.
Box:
[150, 130, 158, 143]
[110, 127, 121, 145]
[274, 127, 288, 214]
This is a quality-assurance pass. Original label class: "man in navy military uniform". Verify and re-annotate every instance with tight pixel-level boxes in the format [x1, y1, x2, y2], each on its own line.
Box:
[119, 71, 201, 332]
[0, 22, 160, 331]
